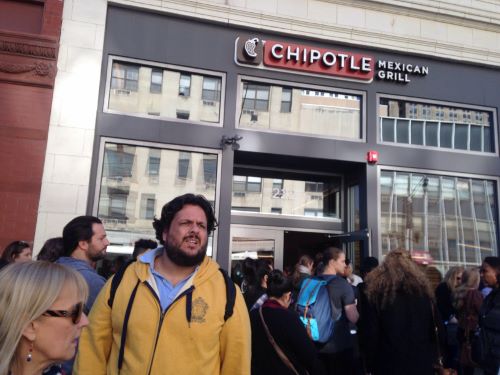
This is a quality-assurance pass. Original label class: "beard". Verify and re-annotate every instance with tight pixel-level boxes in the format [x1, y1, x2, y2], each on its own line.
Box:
[89, 250, 105, 262]
[165, 238, 207, 267]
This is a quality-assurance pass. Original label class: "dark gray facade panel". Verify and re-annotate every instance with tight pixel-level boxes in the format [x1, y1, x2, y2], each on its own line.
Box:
[90, 5, 500, 261]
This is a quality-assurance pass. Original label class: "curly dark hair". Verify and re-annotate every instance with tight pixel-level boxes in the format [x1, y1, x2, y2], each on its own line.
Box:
[365, 249, 434, 310]
[152, 194, 217, 245]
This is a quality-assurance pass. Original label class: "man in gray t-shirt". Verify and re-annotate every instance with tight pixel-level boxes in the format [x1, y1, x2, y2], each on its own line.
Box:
[316, 247, 359, 374]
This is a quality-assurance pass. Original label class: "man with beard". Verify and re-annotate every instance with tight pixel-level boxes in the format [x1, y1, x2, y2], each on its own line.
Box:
[56, 215, 109, 374]
[57, 215, 109, 313]
[74, 194, 251, 375]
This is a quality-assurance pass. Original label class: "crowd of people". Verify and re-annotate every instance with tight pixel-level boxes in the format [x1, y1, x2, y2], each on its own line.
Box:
[0, 192, 499, 375]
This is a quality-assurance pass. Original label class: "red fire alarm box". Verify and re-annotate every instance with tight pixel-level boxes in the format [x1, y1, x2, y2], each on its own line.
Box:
[367, 150, 378, 164]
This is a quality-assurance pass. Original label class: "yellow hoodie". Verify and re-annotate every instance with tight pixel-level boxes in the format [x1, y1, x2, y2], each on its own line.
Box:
[74, 256, 251, 375]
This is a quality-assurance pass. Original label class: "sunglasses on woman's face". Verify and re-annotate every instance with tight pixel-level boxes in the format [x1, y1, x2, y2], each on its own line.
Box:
[42, 302, 84, 324]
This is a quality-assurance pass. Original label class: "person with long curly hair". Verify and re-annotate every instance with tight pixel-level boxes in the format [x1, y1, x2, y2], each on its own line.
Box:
[361, 249, 443, 375]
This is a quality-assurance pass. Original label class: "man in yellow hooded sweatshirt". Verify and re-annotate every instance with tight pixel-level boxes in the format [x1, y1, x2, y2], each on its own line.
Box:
[74, 194, 251, 375]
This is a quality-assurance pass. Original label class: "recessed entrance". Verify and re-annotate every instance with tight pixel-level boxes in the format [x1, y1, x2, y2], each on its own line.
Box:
[230, 225, 365, 277]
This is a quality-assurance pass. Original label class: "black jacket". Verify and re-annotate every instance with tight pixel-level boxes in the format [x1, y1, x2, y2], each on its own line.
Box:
[250, 299, 325, 375]
[479, 287, 500, 374]
[363, 292, 443, 375]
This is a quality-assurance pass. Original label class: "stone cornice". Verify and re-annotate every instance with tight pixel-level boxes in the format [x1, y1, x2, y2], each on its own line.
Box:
[108, 0, 500, 67]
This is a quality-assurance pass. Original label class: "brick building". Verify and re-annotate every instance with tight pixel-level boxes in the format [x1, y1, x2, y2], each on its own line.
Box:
[0, 0, 63, 251]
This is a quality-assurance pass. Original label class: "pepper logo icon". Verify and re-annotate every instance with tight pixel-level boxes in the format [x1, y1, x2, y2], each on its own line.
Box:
[236, 35, 263, 65]
[244, 38, 259, 58]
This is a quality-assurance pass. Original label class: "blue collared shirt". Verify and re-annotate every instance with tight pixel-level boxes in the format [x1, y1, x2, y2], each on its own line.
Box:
[139, 248, 196, 311]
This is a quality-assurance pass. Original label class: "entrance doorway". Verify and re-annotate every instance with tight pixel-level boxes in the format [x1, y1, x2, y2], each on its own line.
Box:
[229, 225, 368, 278]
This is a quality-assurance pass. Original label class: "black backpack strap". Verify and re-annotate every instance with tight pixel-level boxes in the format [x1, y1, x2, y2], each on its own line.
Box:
[219, 268, 236, 321]
[108, 259, 135, 308]
[117, 279, 140, 370]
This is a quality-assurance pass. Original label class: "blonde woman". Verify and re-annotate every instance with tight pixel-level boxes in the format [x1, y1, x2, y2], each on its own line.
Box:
[453, 267, 483, 375]
[0, 261, 89, 375]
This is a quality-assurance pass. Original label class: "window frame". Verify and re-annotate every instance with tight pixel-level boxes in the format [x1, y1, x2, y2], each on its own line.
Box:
[104, 56, 226, 127]
[93, 137, 223, 258]
[376, 165, 500, 264]
[377, 94, 498, 156]
[236, 75, 366, 142]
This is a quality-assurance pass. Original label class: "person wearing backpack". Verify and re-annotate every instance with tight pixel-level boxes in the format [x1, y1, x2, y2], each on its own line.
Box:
[315, 247, 359, 374]
[73, 194, 251, 375]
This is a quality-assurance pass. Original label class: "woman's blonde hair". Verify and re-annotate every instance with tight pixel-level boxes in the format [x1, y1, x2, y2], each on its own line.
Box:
[443, 266, 464, 291]
[453, 267, 480, 311]
[0, 261, 88, 375]
[365, 249, 434, 310]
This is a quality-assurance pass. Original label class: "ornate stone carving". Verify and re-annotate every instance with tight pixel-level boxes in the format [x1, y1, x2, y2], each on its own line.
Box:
[0, 40, 56, 59]
[0, 61, 53, 77]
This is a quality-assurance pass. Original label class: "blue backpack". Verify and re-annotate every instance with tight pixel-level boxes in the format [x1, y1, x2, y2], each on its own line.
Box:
[295, 275, 340, 343]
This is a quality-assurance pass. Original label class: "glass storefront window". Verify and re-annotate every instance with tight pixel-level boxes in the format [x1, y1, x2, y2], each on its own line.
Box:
[231, 173, 341, 219]
[97, 142, 220, 255]
[380, 170, 498, 270]
[107, 59, 224, 125]
[379, 97, 496, 153]
[238, 79, 362, 140]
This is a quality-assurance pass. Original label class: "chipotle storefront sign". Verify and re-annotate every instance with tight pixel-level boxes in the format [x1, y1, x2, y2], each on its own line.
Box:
[236, 36, 375, 82]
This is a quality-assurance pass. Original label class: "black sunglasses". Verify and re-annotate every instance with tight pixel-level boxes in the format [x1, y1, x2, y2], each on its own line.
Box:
[42, 302, 84, 324]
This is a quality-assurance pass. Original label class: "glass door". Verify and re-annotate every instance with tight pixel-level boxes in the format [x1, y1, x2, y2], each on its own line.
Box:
[230, 225, 284, 275]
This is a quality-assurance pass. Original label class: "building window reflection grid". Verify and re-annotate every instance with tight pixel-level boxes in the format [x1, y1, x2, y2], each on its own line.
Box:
[379, 97, 495, 153]
[380, 170, 498, 271]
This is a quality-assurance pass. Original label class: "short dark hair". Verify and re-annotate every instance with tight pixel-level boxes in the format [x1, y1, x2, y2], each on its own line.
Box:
[153, 194, 217, 245]
[62, 216, 102, 257]
[266, 270, 293, 298]
[0, 241, 31, 263]
[132, 239, 158, 259]
[37, 237, 64, 262]
[360, 256, 379, 278]
[483, 256, 500, 285]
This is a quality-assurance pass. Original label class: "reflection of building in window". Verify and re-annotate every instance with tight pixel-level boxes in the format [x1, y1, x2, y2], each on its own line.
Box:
[147, 149, 161, 176]
[231, 173, 340, 218]
[97, 142, 219, 255]
[232, 206, 260, 212]
[242, 83, 270, 111]
[239, 80, 362, 139]
[111, 62, 139, 92]
[233, 176, 262, 193]
[305, 181, 324, 193]
[202, 77, 221, 102]
[179, 74, 191, 96]
[280, 88, 292, 113]
[380, 97, 495, 153]
[272, 179, 284, 189]
[103, 145, 135, 178]
[105, 188, 129, 219]
[304, 208, 323, 217]
[177, 152, 191, 179]
[380, 170, 498, 270]
[140, 194, 156, 220]
[107, 59, 223, 124]
[176, 110, 190, 120]
[150, 69, 162, 93]
[203, 155, 217, 187]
